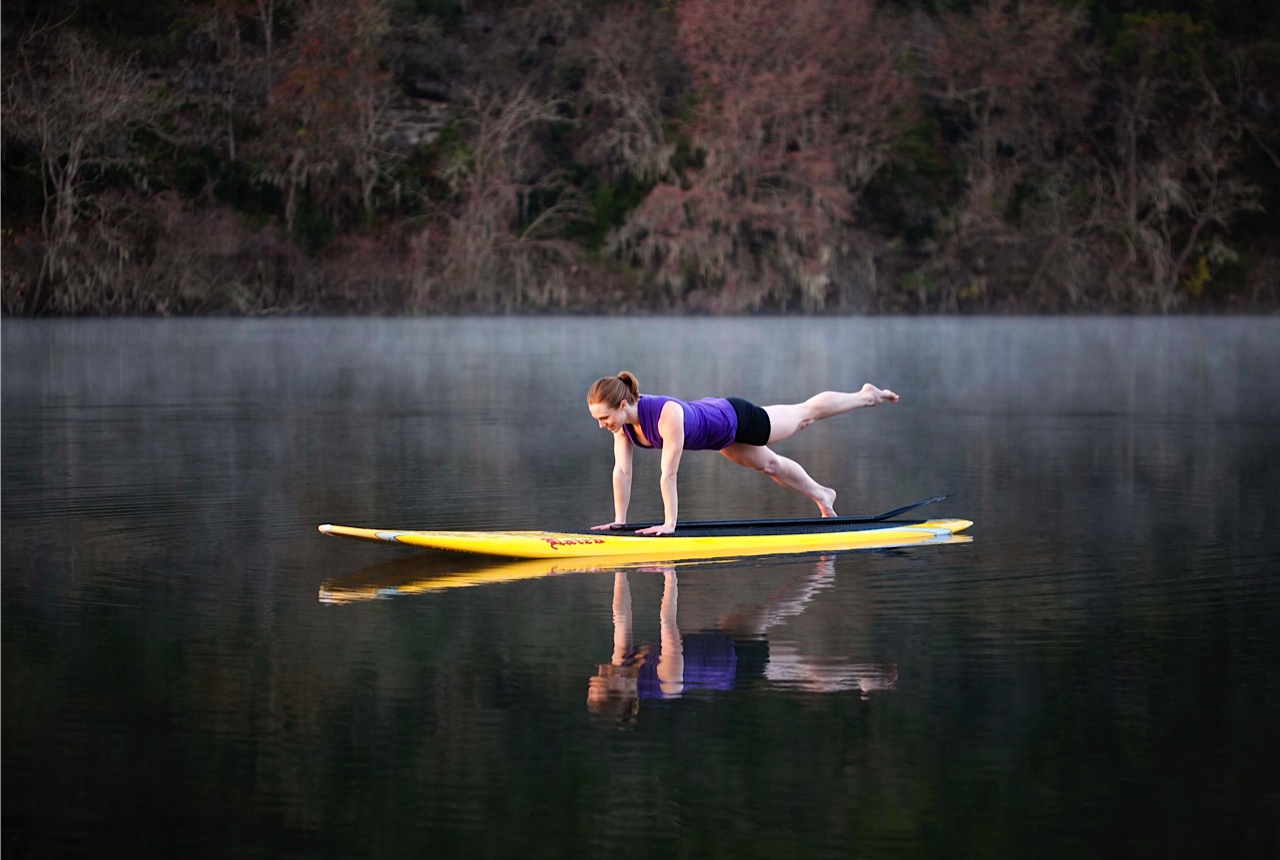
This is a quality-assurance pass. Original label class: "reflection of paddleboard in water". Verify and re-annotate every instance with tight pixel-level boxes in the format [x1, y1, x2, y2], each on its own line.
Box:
[318, 495, 972, 561]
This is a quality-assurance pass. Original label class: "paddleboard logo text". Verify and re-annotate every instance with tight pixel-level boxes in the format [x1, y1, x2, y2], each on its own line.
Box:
[542, 537, 606, 551]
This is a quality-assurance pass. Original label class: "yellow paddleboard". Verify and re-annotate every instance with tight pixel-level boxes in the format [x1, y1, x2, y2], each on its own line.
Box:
[317, 517, 973, 561]
[318, 528, 973, 603]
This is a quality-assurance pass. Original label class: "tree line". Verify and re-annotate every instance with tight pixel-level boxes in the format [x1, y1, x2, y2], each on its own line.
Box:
[2, 0, 1277, 314]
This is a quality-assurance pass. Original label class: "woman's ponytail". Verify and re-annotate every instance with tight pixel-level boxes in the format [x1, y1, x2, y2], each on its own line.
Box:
[587, 372, 641, 407]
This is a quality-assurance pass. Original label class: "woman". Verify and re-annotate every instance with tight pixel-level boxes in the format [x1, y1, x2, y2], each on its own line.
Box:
[587, 371, 899, 535]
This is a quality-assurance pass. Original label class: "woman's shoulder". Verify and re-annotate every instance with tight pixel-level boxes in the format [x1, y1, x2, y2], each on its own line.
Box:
[638, 393, 675, 411]
[649, 395, 688, 418]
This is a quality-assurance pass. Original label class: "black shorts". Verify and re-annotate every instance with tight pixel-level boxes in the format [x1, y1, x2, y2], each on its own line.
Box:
[727, 397, 771, 447]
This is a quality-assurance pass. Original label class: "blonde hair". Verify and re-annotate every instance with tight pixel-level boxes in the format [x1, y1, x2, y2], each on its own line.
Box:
[587, 372, 640, 407]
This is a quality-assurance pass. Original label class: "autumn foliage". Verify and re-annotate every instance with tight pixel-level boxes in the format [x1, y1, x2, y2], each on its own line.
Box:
[611, 0, 908, 310]
[1, 0, 1276, 313]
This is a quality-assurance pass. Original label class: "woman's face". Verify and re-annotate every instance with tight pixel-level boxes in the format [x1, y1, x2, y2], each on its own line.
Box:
[588, 400, 628, 433]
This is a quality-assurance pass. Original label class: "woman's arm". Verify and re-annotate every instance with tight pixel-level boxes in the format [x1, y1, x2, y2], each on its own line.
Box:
[593, 428, 634, 529]
[637, 402, 684, 535]
[611, 429, 634, 524]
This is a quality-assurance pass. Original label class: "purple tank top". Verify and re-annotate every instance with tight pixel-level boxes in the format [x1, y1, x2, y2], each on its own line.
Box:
[624, 395, 738, 451]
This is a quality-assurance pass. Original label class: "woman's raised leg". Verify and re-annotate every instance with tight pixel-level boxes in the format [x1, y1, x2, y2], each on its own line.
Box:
[720, 443, 838, 517]
[763, 383, 898, 444]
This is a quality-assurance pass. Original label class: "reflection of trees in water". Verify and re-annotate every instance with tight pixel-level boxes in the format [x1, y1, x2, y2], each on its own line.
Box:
[588, 557, 898, 726]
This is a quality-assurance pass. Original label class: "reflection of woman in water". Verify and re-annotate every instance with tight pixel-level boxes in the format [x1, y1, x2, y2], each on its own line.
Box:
[587, 557, 898, 724]
[587, 568, 762, 722]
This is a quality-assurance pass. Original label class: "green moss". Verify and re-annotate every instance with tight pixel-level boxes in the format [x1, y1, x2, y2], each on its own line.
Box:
[1183, 254, 1211, 298]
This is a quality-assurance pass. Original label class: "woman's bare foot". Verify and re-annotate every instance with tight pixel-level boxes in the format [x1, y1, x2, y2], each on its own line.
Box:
[816, 487, 838, 517]
[861, 383, 899, 406]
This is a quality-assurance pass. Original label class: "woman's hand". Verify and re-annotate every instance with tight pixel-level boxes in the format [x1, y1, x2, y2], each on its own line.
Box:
[591, 521, 625, 531]
[636, 523, 676, 536]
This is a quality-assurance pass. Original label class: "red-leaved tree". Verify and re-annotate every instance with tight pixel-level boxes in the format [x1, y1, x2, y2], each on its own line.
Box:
[257, 0, 399, 236]
[611, 0, 908, 310]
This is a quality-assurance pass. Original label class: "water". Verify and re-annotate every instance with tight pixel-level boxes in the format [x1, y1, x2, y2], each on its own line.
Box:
[3, 317, 1278, 859]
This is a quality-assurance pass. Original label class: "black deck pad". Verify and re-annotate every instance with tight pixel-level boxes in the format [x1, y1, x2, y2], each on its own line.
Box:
[574, 518, 931, 539]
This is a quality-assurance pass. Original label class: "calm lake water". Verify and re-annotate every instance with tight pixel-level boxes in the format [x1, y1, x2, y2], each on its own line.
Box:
[3, 317, 1279, 859]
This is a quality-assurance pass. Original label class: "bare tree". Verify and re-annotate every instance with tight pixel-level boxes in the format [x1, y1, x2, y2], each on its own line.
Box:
[350, 72, 404, 222]
[253, 0, 279, 107]
[417, 87, 584, 309]
[1090, 18, 1262, 310]
[3, 28, 170, 312]
[922, 0, 1096, 309]
[575, 3, 674, 183]
[194, 0, 248, 160]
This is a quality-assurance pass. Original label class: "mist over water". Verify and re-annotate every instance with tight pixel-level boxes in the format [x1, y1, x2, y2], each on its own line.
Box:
[4, 317, 1279, 859]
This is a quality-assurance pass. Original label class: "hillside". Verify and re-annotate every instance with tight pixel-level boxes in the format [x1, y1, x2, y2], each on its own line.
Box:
[3, 0, 1278, 314]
